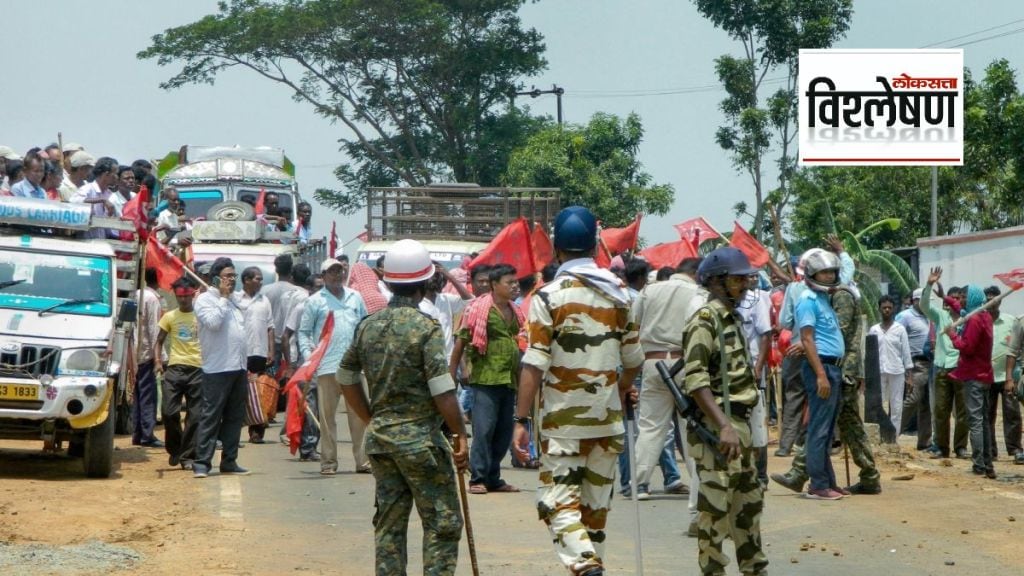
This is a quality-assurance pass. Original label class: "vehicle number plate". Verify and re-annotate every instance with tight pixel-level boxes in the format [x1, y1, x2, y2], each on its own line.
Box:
[0, 383, 40, 401]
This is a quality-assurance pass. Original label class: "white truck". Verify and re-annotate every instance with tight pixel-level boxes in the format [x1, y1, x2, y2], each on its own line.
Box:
[0, 197, 140, 477]
[916, 225, 1024, 317]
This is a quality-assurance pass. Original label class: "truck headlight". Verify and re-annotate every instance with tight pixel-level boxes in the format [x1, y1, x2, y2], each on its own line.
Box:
[63, 349, 103, 373]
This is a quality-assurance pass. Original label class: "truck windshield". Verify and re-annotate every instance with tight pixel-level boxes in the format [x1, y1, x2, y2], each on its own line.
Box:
[0, 250, 112, 317]
[177, 189, 225, 220]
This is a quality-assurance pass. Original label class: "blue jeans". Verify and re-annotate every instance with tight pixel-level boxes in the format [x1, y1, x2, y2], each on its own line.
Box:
[619, 420, 681, 491]
[468, 384, 515, 488]
[802, 362, 843, 491]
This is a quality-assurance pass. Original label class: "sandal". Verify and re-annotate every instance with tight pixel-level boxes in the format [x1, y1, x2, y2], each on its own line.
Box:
[469, 484, 488, 495]
[490, 483, 520, 493]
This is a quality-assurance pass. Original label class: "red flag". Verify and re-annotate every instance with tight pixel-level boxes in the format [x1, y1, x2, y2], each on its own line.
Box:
[468, 218, 536, 278]
[600, 214, 642, 254]
[730, 221, 770, 268]
[595, 236, 613, 269]
[673, 217, 720, 247]
[145, 236, 187, 291]
[531, 223, 554, 272]
[638, 239, 698, 269]
[995, 268, 1024, 290]
[254, 187, 266, 216]
[121, 185, 150, 242]
[283, 312, 335, 454]
[329, 222, 338, 258]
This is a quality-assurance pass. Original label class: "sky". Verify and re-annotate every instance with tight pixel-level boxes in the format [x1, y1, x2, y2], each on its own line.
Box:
[3, 1, 1023, 251]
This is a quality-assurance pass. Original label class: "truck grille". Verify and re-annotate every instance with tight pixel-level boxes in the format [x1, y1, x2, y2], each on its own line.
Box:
[0, 346, 61, 379]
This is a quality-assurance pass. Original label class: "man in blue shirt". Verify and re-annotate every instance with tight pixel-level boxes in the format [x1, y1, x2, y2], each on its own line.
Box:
[298, 258, 367, 475]
[795, 249, 846, 500]
[11, 154, 47, 199]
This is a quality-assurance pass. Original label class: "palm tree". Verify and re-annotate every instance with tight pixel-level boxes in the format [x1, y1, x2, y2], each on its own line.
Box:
[839, 218, 918, 324]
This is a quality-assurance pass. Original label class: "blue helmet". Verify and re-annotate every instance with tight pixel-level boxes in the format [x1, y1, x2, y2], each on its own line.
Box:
[553, 206, 597, 251]
[697, 247, 758, 285]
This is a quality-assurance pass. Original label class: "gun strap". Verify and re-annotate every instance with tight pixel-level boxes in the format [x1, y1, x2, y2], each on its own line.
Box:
[710, 309, 732, 420]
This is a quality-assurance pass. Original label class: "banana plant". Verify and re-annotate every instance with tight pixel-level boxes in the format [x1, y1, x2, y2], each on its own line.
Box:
[838, 218, 919, 324]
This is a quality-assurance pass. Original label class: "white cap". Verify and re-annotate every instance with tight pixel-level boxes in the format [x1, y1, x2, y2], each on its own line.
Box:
[912, 288, 923, 300]
[320, 258, 346, 273]
[63, 142, 85, 153]
[0, 146, 21, 160]
[69, 151, 96, 168]
[383, 239, 435, 284]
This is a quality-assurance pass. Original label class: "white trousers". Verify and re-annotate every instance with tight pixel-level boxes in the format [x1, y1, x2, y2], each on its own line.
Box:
[881, 372, 905, 434]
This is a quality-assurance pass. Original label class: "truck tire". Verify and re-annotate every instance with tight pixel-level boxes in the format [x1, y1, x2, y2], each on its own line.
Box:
[207, 201, 256, 222]
[83, 393, 116, 478]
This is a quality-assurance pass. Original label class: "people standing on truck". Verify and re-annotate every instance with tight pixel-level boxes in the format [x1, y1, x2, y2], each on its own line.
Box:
[153, 187, 181, 243]
[512, 206, 643, 576]
[108, 165, 136, 216]
[72, 157, 119, 239]
[237, 266, 274, 444]
[157, 276, 203, 469]
[11, 153, 47, 199]
[298, 258, 368, 475]
[0, 145, 21, 190]
[59, 151, 93, 202]
[192, 257, 253, 478]
[1, 159, 21, 196]
[450, 263, 524, 495]
[295, 201, 312, 244]
[337, 238, 468, 576]
[41, 160, 63, 201]
[133, 268, 165, 448]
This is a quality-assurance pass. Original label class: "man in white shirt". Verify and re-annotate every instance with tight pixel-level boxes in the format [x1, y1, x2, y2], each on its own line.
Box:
[237, 266, 274, 443]
[59, 149, 92, 202]
[71, 157, 118, 239]
[154, 187, 182, 243]
[418, 264, 473, 364]
[193, 257, 252, 478]
[868, 295, 914, 435]
[737, 275, 773, 487]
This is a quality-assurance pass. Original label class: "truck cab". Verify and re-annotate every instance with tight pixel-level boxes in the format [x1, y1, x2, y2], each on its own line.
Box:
[0, 198, 140, 477]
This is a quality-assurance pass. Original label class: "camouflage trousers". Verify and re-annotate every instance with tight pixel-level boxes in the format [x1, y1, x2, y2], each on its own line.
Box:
[369, 446, 463, 576]
[687, 419, 768, 576]
[536, 435, 622, 575]
[789, 376, 880, 488]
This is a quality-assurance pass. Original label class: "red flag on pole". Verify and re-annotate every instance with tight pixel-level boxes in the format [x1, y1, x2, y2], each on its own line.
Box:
[673, 217, 719, 246]
[467, 218, 536, 278]
[145, 236, 187, 291]
[121, 185, 150, 242]
[600, 214, 642, 255]
[638, 239, 698, 269]
[329, 221, 338, 258]
[594, 235, 613, 269]
[995, 268, 1024, 290]
[282, 312, 335, 454]
[254, 187, 267, 217]
[729, 221, 770, 268]
[356, 229, 371, 243]
[531, 223, 554, 272]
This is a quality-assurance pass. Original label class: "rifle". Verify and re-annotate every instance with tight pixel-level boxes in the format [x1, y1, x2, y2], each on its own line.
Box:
[655, 358, 727, 466]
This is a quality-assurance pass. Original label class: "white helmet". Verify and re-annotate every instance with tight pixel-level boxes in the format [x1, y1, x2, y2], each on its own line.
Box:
[382, 239, 434, 284]
[802, 248, 841, 292]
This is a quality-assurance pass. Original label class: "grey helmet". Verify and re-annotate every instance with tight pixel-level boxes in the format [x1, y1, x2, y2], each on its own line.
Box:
[802, 248, 841, 292]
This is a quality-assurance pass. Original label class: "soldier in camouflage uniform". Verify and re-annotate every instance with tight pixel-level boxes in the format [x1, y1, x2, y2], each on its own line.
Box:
[338, 239, 468, 576]
[771, 283, 882, 495]
[512, 206, 644, 576]
[681, 247, 768, 576]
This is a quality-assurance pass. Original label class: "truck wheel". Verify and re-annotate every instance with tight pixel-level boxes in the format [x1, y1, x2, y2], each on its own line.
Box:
[83, 394, 116, 478]
[207, 201, 256, 222]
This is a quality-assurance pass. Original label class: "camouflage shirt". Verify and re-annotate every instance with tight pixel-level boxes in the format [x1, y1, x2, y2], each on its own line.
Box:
[522, 264, 644, 440]
[831, 287, 863, 379]
[681, 298, 759, 409]
[337, 295, 457, 455]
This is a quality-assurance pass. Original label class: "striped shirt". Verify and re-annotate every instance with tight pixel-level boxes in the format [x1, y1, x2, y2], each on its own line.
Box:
[523, 262, 644, 440]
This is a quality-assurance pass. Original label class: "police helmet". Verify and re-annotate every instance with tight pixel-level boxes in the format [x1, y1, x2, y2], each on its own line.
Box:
[382, 239, 435, 284]
[697, 247, 758, 286]
[802, 249, 841, 292]
[553, 206, 597, 251]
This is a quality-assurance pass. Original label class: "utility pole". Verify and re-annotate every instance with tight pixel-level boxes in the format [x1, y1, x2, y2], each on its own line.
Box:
[930, 166, 938, 237]
[514, 84, 564, 124]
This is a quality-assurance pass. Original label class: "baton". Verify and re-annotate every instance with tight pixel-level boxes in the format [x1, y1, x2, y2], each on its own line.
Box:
[624, 400, 644, 576]
[451, 435, 480, 576]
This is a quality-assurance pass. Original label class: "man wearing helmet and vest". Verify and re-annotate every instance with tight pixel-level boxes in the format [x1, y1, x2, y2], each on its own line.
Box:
[681, 246, 767, 576]
[337, 239, 469, 576]
[794, 248, 848, 500]
[512, 206, 644, 576]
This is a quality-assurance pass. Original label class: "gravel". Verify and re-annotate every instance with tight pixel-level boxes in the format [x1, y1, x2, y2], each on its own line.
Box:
[0, 541, 142, 575]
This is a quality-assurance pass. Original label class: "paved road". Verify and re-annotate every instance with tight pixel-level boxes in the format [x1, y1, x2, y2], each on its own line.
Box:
[196, 414, 1024, 575]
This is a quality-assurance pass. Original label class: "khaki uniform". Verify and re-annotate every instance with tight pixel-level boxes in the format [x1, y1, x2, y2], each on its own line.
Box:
[788, 287, 880, 489]
[523, 263, 643, 574]
[682, 299, 767, 576]
[337, 295, 462, 576]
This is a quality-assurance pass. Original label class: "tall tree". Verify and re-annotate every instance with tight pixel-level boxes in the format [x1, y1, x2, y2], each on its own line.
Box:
[504, 112, 674, 228]
[138, 0, 547, 214]
[692, 0, 853, 237]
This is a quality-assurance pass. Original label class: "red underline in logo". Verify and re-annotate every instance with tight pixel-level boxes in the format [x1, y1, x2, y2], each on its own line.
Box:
[802, 157, 961, 162]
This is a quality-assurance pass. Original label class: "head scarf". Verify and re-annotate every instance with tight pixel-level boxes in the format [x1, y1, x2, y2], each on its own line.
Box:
[964, 284, 985, 314]
[347, 262, 389, 314]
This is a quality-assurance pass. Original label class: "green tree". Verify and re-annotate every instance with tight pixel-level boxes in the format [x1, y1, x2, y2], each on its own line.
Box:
[693, 0, 853, 237]
[839, 220, 918, 324]
[504, 112, 674, 227]
[138, 0, 547, 214]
